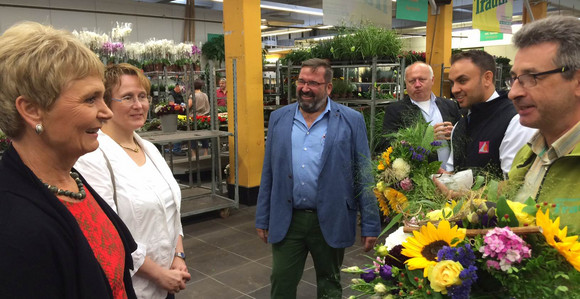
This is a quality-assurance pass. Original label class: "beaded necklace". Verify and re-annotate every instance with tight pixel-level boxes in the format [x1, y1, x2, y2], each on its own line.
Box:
[42, 171, 86, 200]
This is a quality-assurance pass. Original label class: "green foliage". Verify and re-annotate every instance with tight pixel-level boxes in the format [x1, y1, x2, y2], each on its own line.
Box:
[281, 22, 402, 65]
[201, 35, 225, 64]
[309, 40, 333, 61]
[330, 78, 354, 96]
[496, 196, 519, 227]
[362, 108, 385, 155]
[279, 48, 312, 66]
[352, 23, 402, 60]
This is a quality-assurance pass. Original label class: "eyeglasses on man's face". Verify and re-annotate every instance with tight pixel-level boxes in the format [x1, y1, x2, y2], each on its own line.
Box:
[112, 94, 152, 105]
[506, 66, 569, 89]
[296, 79, 327, 88]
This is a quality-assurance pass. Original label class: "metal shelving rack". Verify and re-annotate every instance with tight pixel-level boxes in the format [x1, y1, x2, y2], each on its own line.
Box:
[140, 62, 239, 218]
[263, 58, 406, 152]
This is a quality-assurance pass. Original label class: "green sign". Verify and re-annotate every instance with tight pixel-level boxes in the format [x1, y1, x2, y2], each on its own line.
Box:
[396, 0, 428, 22]
[207, 33, 223, 42]
[480, 30, 504, 41]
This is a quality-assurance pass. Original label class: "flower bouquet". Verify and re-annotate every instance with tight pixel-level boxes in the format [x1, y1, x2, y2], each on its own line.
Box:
[342, 195, 580, 298]
[373, 120, 447, 222]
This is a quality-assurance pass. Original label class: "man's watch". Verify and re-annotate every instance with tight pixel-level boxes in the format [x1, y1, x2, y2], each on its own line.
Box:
[175, 252, 186, 260]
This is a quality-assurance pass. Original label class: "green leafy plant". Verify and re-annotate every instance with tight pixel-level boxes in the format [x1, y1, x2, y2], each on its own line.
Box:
[201, 35, 225, 67]
[330, 78, 353, 98]
[280, 48, 313, 66]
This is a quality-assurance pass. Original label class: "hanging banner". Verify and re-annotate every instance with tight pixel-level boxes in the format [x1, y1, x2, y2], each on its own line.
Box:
[472, 0, 513, 34]
[396, 0, 428, 22]
[323, 0, 392, 28]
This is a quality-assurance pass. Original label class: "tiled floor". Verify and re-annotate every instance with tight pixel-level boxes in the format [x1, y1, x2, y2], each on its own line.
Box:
[176, 204, 374, 299]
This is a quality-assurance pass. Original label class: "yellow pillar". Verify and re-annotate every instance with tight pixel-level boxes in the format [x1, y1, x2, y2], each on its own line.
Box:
[425, 1, 453, 98]
[223, 0, 265, 204]
[522, 1, 547, 24]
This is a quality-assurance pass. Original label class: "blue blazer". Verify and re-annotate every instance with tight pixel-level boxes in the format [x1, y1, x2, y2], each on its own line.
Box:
[255, 100, 381, 248]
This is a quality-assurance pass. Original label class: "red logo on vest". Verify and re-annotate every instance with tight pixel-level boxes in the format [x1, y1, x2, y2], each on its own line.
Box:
[479, 141, 490, 154]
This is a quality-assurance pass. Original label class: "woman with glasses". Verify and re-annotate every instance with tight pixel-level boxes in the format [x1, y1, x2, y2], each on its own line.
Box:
[75, 63, 191, 298]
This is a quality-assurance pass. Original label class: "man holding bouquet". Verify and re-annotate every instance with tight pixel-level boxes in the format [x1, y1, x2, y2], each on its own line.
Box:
[382, 62, 461, 170]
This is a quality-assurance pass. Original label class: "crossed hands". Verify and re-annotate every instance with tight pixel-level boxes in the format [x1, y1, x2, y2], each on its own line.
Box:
[160, 258, 191, 294]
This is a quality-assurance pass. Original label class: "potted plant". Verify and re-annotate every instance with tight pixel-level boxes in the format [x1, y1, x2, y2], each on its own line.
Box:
[201, 35, 225, 68]
[154, 102, 184, 133]
[331, 78, 354, 99]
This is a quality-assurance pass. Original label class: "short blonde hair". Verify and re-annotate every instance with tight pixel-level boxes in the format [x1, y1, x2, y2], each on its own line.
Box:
[104, 63, 151, 107]
[0, 22, 104, 138]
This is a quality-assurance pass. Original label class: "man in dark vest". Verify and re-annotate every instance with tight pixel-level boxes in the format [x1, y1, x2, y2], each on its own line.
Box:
[382, 62, 461, 169]
[448, 50, 535, 178]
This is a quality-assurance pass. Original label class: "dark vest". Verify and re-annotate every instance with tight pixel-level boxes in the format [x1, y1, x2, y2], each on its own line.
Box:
[452, 91, 516, 177]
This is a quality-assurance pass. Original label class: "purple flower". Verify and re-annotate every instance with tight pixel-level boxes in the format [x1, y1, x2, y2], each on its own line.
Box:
[379, 265, 392, 280]
[437, 244, 476, 268]
[447, 265, 477, 299]
[360, 269, 376, 283]
[437, 244, 478, 299]
[431, 140, 442, 146]
[411, 152, 424, 161]
[399, 177, 414, 191]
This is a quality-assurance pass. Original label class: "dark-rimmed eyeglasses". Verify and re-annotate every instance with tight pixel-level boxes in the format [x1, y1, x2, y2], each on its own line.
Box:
[112, 94, 152, 105]
[506, 66, 569, 88]
[296, 79, 327, 88]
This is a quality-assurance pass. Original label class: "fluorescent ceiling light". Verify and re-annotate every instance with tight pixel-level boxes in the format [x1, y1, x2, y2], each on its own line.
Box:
[261, 28, 312, 37]
[261, 25, 269, 29]
[266, 47, 296, 53]
[210, 0, 323, 16]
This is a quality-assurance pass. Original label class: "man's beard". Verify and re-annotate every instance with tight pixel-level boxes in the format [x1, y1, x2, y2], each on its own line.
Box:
[298, 90, 326, 113]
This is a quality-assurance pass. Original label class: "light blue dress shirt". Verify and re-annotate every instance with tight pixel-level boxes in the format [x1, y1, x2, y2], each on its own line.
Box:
[409, 93, 451, 170]
[291, 99, 331, 209]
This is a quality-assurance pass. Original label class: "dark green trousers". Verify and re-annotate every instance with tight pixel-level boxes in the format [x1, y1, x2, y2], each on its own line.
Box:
[271, 210, 345, 299]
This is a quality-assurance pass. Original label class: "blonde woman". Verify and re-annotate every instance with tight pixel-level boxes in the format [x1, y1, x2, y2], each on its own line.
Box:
[76, 63, 190, 298]
[0, 22, 137, 298]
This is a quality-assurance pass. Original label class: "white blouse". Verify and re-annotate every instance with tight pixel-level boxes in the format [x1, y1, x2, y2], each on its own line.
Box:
[75, 131, 183, 299]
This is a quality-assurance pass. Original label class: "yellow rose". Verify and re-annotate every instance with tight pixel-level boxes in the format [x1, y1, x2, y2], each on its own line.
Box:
[506, 200, 536, 226]
[426, 207, 454, 221]
[427, 260, 463, 294]
[376, 181, 387, 193]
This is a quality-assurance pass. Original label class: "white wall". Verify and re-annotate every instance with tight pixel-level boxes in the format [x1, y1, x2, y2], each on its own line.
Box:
[0, 0, 224, 44]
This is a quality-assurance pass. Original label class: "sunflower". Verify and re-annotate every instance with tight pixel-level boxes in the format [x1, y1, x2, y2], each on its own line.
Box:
[384, 187, 408, 212]
[374, 188, 390, 217]
[401, 220, 466, 277]
[536, 209, 580, 271]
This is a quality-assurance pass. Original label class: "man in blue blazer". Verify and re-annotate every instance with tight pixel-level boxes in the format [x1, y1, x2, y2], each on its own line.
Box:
[255, 58, 381, 298]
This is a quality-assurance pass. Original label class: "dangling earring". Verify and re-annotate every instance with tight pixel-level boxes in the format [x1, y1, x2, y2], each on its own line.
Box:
[35, 123, 44, 135]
